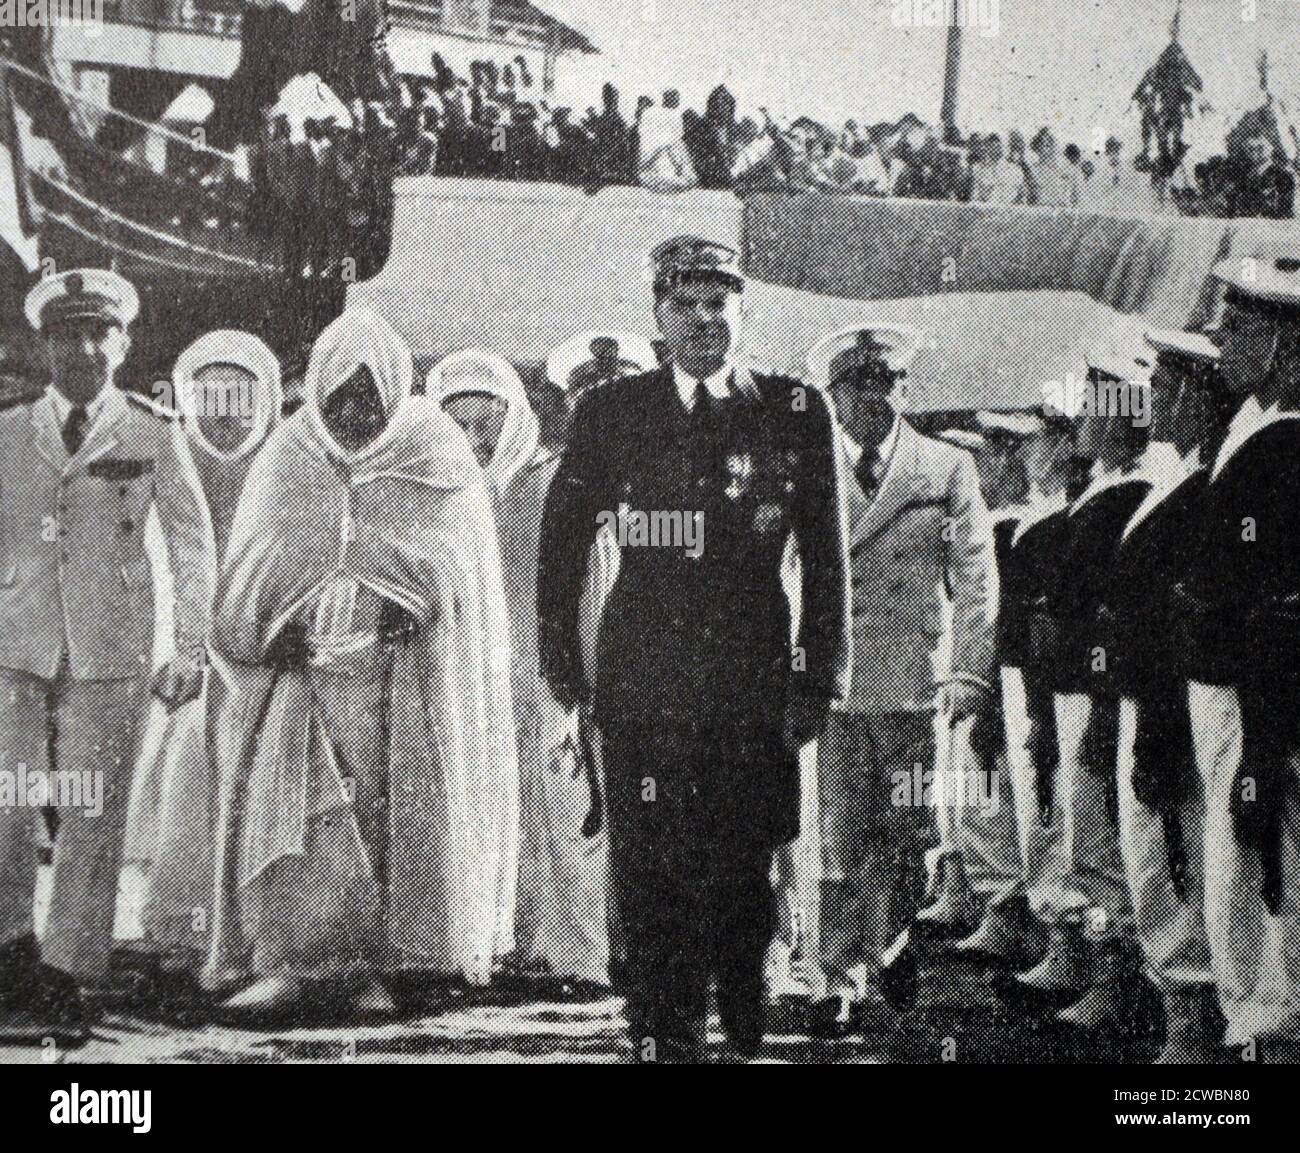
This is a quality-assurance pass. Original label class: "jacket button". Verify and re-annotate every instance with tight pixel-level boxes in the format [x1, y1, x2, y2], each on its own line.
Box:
[119, 485, 128, 496]
[60, 551, 69, 563]
[121, 519, 134, 533]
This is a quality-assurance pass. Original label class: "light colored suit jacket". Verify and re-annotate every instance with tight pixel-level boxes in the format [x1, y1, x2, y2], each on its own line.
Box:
[0, 388, 215, 681]
[838, 420, 997, 714]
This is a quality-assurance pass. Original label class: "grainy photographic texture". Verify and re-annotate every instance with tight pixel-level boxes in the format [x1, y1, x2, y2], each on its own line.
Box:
[1, 0, 1300, 1071]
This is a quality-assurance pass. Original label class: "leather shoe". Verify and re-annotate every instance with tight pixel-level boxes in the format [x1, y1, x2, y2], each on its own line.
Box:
[953, 895, 1033, 963]
[348, 978, 398, 1019]
[1153, 987, 1218, 1064]
[915, 852, 979, 932]
[1055, 940, 1129, 1030]
[217, 974, 310, 1024]
[718, 984, 765, 1058]
[1015, 924, 1084, 992]
[807, 993, 861, 1039]
[0, 946, 90, 1047]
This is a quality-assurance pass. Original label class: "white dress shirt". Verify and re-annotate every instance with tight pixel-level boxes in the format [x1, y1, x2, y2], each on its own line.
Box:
[674, 364, 735, 412]
[45, 385, 107, 439]
[841, 415, 900, 489]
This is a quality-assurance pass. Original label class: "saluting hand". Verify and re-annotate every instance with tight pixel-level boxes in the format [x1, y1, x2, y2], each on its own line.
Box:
[152, 655, 206, 712]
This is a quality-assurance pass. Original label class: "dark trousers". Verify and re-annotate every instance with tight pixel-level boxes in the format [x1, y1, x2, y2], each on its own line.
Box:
[602, 714, 780, 1062]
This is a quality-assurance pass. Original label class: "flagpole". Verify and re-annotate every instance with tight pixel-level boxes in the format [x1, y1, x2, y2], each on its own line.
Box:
[940, 0, 964, 143]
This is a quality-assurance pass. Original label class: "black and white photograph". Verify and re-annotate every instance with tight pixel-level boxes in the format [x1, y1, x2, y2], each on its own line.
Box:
[0, 0, 1298, 1113]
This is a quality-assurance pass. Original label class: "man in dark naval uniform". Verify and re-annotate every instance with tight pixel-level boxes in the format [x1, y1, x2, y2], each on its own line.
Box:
[536, 236, 850, 1062]
[990, 410, 1078, 971]
[1100, 328, 1226, 1062]
[1171, 248, 1300, 1061]
[1019, 355, 1152, 1025]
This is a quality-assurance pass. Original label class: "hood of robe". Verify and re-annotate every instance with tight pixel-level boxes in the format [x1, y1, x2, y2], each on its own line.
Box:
[175, 329, 283, 462]
[427, 349, 540, 495]
[214, 310, 490, 660]
[305, 308, 431, 468]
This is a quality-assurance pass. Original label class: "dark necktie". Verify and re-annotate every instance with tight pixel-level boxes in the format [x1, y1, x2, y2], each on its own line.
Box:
[693, 379, 731, 413]
[856, 450, 880, 501]
[62, 404, 89, 457]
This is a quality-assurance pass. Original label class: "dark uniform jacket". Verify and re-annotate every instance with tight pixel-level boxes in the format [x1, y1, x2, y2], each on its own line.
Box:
[1039, 477, 1152, 694]
[1170, 418, 1300, 905]
[1173, 421, 1300, 689]
[1003, 501, 1073, 808]
[1037, 475, 1151, 785]
[1002, 502, 1071, 672]
[993, 513, 1026, 668]
[536, 364, 850, 843]
[1101, 467, 1209, 831]
[1103, 469, 1209, 699]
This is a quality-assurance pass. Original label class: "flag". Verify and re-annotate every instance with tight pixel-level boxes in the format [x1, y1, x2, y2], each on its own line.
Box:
[0, 65, 39, 272]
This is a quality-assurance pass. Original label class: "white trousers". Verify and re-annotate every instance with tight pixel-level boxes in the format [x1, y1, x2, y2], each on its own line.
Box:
[1115, 696, 1212, 991]
[938, 707, 1022, 902]
[769, 742, 824, 998]
[1050, 692, 1130, 929]
[1188, 681, 1300, 1045]
[1000, 667, 1070, 916]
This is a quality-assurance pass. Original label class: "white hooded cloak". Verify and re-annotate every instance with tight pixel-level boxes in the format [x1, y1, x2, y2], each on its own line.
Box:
[204, 311, 518, 987]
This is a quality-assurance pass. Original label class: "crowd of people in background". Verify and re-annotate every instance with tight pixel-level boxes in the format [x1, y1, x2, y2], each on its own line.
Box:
[390, 54, 1295, 220]
[86, 47, 1296, 265]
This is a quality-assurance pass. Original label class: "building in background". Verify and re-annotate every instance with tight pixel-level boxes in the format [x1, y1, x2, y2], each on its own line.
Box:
[47, 0, 598, 125]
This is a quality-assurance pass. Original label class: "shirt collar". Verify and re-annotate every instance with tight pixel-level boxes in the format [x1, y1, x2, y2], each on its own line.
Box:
[1028, 485, 1070, 515]
[1122, 444, 1203, 541]
[1211, 396, 1287, 481]
[674, 363, 734, 411]
[841, 415, 900, 479]
[841, 432, 863, 468]
[1069, 458, 1137, 515]
[877, 415, 901, 473]
[46, 385, 107, 427]
[1010, 486, 1070, 546]
[1136, 440, 1198, 486]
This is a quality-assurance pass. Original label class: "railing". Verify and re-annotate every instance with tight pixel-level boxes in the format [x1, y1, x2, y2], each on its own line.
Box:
[96, 2, 242, 39]
[89, 1, 571, 50]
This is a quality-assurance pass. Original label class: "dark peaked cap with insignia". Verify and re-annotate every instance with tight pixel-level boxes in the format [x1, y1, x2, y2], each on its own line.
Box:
[24, 268, 140, 332]
[650, 235, 744, 294]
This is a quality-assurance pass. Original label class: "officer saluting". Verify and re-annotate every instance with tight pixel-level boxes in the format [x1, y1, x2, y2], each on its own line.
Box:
[0, 269, 215, 1044]
[537, 237, 850, 1062]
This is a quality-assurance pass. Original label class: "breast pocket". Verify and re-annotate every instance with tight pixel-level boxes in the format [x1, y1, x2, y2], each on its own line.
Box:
[89, 459, 154, 533]
[890, 502, 947, 557]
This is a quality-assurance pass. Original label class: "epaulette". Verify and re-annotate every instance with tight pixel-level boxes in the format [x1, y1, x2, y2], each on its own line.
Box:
[124, 390, 179, 421]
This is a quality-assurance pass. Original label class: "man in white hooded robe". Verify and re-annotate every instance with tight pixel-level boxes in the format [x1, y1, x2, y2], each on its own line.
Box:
[432, 344, 646, 992]
[204, 311, 518, 1019]
[125, 332, 284, 962]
